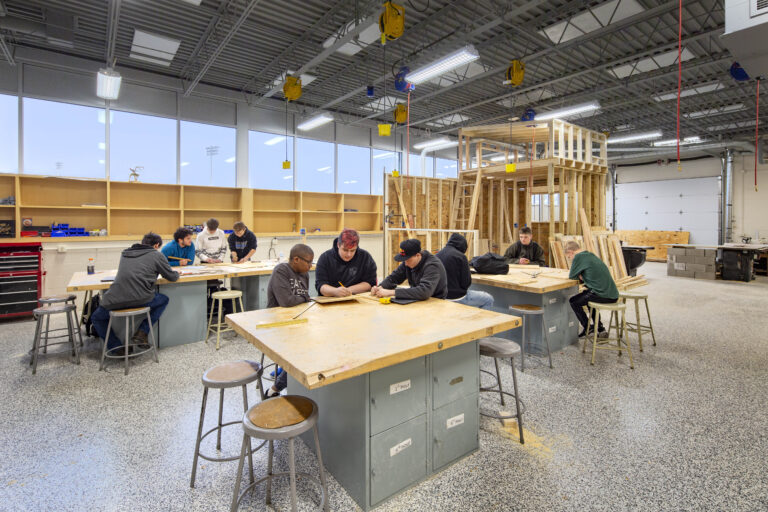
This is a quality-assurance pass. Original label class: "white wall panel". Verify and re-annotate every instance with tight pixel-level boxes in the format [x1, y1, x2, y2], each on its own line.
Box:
[181, 95, 236, 126]
[111, 82, 176, 118]
[337, 123, 370, 147]
[23, 64, 104, 107]
[0, 62, 18, 93]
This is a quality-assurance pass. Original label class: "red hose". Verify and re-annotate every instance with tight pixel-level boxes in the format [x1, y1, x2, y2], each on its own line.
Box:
[406, 91, 411, 179]
[676, 0, 682, 170]
[756, 79, 760, 192]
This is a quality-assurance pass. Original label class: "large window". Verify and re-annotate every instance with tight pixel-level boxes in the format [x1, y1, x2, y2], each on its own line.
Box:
[24, 98, 105, 178]
[180, 121, 236, 187]
[0, 94, 17, 173]
[436, 158, 458, 179]
[249, 131, 294, 191]
[408, 153, 434, 177]
[110, 110, 176, 184]
[372, 149, 399, 195]
[337, 144, 370, 194]
[296, 137, 334, 193]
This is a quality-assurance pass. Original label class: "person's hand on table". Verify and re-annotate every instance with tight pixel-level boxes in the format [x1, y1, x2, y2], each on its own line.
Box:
[231, 256, 239, 263]
[518, 258, 530, 265]
[179, 259, 190, 266]
[373, 287, 395, 298]
[208, 258, 222, 264]
[334, 286, 353, 297]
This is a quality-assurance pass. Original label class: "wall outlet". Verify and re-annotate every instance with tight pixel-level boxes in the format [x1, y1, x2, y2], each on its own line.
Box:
[57, 245, 67, 253]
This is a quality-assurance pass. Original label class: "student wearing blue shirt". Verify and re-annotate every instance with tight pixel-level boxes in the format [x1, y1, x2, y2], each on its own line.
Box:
[161, 227, 196, 266]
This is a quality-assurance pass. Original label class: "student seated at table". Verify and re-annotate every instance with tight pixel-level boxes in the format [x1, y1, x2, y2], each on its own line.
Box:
[228, 221, 257, 263]
[196, 218, 227, 264]
[436, 233, 493, 309]
[372, 239, 448, 301]
[91, 232, 179, 355]
[315, 228, 377, 297]
[264, 243, 314, 398]
[564, 241, 619, 338]
[161, 227, 195, 266]
[503, 226, 546, 266]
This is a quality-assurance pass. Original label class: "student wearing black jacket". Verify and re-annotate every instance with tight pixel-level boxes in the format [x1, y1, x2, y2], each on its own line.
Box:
[315, 228, 377, 297]
[373, 239, 448, 300]
[436, 233, 494, 309]
[503, 226, 546, 266]
[228, 221, 257, 263]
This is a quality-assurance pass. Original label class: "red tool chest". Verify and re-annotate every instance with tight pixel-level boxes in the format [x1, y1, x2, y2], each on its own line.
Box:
[0, 242, 43, 318]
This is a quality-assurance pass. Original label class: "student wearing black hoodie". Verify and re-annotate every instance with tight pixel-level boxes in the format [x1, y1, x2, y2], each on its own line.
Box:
[436, 233, 494, 309]
[373, 239, 448, 300]
[503, 226, 546, 266]
[91, 232, 179, 354]
[316, 228, 377, 297]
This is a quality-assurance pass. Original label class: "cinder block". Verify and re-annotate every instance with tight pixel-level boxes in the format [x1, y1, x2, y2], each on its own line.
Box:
[687, 263, 707, 272]
[706, 264, 716, 272]
[687, 248, 706, 256]
[676, 269, 696, 278]
[674, 262, 686, 270]
[695, 271, 717, 280]
[703, 249, 717, 257]
[694, 256, 715, 265]
[667, 247, 687, 256]
[675, 255, 695, 264]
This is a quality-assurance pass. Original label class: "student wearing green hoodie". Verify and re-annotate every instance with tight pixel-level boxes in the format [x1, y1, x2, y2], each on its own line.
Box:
[565, 241, 619, 338]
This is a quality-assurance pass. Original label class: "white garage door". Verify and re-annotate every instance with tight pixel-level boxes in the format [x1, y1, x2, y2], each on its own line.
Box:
[615, 177, 720, 244]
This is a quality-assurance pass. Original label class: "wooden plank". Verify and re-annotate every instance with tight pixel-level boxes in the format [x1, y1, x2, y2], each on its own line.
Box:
[567, 124, 574, 160]
[577, 173, 584, 234]
[585, 131, 592, 164]
[614, 230, 690, 261]
[609, 235, 629, 278]
[547, 163, 555, 252]
[579, 208, 596, 253]
[568, 171, 577, 235]
[524, 181, 531, 230]
[512, 180, 519, 240]
[559, 167, 565, 233]
[576, 128, 583, 162]
[392, 178, 413, 238]
[471, 272, 578, 294]
[598, 174, 606, 227]
[585, 174, 592, 226]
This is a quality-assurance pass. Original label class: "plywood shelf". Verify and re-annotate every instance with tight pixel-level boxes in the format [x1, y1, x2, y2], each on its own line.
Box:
[254, 209, 299, 213]
[111, 207, 180, 211]
[0, 204, 15, 208]
[184, 208, 241, 212]
[20, 205, 107, 209]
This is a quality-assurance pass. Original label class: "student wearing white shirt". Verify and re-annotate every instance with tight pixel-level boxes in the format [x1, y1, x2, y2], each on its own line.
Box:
[196, 218, 228, 264]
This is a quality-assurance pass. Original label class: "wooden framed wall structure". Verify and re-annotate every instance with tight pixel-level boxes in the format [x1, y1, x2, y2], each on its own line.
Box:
[0, 174, 382, 242]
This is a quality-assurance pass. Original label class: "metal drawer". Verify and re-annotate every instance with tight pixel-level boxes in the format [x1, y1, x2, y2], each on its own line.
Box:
[0, 255, 39, 272]
[0, 275, 38, 293]
[0, 298, 37, 315]
[431, 341, 479, 410]
[370, 357, 427, 435]
[370, 414, 427, 506]
[432, 393, 479, 471]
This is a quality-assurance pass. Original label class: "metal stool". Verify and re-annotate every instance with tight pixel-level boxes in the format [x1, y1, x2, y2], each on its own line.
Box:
[619, 290, 656, 352]
[191, 360, 265, 488]
[509, 304, 553, 371]
[207, 290, 245, 350]
[584, 301, 634, 369]
[479, 337, 526, 444]
[38, 294, 81, 352]
[30, 304, 81, 375]
[99, 306, 159, 375]
[231, 396, 329, 512]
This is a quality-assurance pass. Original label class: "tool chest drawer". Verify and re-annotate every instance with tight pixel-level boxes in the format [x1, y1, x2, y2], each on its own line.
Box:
[370, 414, 427, 506]
[369, 357, 427, 435]
[432, 394, 479, 471]
[0, 254, 40, 272]
[431, 341, 479, 410]
[0, 274, 39, 293]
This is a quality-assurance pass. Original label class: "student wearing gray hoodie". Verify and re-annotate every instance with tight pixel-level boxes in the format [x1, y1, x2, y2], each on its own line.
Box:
[91, 232, 179, 353]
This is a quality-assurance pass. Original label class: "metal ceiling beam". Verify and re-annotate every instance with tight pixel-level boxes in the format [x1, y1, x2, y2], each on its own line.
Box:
[0, 34, 14, 65]
[105, 0, 121, 66]
[183, 0, 264, 97]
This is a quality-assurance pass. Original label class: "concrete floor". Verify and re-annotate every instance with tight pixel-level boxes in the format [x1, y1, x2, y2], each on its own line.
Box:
[2, 262, 768, 511]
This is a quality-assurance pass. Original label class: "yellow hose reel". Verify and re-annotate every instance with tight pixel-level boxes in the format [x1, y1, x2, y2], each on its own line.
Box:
[283, 76, 302, 101]
[503, 60, 525, 86]
[379, 2, 405, 43]
[393, 103, 408, 124]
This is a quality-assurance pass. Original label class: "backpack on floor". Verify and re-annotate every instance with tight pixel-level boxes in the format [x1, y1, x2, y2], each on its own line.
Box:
[82, 294, 100, 337]
[470, 252, 510, 275]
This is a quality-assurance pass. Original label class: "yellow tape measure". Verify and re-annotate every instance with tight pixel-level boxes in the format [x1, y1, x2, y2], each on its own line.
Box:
[379, 297, 391, 304]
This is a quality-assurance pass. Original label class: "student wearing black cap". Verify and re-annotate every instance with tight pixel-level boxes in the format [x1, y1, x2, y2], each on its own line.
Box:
[372, 239, 448, 301]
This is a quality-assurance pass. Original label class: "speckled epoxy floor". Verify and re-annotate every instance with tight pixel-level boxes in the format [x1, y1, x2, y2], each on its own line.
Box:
[2, 262, 768, 511]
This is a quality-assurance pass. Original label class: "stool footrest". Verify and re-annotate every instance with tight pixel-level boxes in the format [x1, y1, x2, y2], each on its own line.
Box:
[233, 471, 327, 511]
[197, 421, 266, 462]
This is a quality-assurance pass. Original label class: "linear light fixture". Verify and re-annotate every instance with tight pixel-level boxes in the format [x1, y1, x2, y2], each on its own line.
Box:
[490, 154, 526, 162]
[406, 45, 480, 85]
[535, 101, 600, 121]
[413, 137, 450, 150]
[652, 136, 702, 147]
[607, 130, 663, 144]
[97, 68, 122, 100]
[264, 135, 286, 146]
[374, 152, 397, 159]
[297, 113, 333, 131]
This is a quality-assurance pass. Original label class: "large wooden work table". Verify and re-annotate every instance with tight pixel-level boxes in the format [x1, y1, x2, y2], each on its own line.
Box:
[470, 266, 580, 355]
[227, 298, 519, 510]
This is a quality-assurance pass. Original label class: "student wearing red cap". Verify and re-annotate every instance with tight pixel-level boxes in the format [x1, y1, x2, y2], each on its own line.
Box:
[315, 228, 377, 297]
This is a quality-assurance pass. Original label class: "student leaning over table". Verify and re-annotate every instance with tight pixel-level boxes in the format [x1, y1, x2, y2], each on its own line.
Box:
[161, 227, 196, 266]
[372, 238, 448, 300]
[91, 232, 179, 355]
[315, 228, 377, 297]
[196, 218, 227, 263]
[436, 232, 494, 309]
[503, 226, 546, 266]
[228, 221, 257, 263]
[263, 243, 314, 399]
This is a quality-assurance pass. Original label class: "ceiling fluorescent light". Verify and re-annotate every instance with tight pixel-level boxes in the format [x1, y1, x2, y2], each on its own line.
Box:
[179, 0, 203, 5]
[297, 113, 334, 131]
[607, 131, 662, 144]
[413, 137, 450, 150]
[374, 152, 397, 159]
[491, 155, 526, 162]
[406, 45, 480, 85]
[97, 68, 122, 100]
[264, 136, 286, 146]
[535, 101, 600, 121]
[652, 136, 702, 147]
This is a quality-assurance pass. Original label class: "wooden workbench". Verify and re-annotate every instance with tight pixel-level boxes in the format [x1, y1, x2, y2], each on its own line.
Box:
[470, 267, 580, 355]
[227, 299, 519, 510]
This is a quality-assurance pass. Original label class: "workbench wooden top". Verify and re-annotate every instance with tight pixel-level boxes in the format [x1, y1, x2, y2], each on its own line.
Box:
[66, 261, 286, 292]
[226, 298, 521, 390]
[471, 269, 578, 293]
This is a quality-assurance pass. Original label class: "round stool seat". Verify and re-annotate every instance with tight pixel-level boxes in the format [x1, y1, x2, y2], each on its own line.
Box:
[479, 336, 522, 358]
[212, 290, 243, 300]
[34, 303, 75, 316]
[588, 301, 625, 312]
[619, 290, 648, 300]
[109, 306, 151, 317]
[509, 304, 544, 315]
[39, 293, 76, 304]
[202, 360, 262, 388]
[245, 396, 317, 438]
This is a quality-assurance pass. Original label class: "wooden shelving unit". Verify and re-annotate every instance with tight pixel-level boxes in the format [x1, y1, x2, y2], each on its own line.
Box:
[0, 174, 383, 242]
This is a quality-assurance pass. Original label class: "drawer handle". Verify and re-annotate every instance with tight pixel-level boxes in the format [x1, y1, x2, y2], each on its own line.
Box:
[449, 376, 464, 386]
[370, 397, 376, 406]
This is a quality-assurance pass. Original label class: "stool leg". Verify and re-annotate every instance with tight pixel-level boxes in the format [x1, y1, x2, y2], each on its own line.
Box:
[73, 307, 84, 349]
[216, 299, 223, 350]
[313, 425, 330, 512]
[634, 299, 643, 352]
[493, 357, 505, 407]
[510, 357, 524, 444]
[205, 297, 215, 345]
[43, 314, 50, 354]
[190, 387, 208, 488]
[288, 438, 298, 512]
[265, 440, 274, 505]
[591, 315, 599, 365]
[520, 316, 526, 372]
[100, 317, 113, 371]
[67, 309, 80, 365]
[644, 298, 657, 346]
[242, 385, 254, 485]
[582, 307, 590, 354]
[615, 312, 622, 356]
[238, 297, 244, 314]
[216, 388, 224, 451]
[147, 311, 159, 363]
[230, 434, 249, 512]
[622, 312, 634, 369]
[31, 315, 43, 375]
[124, 317, 131, 376]
[541, 316, 553, 369]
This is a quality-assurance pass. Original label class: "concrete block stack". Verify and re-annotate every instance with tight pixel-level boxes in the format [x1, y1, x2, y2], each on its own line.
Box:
[667, 247, 717, 279]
